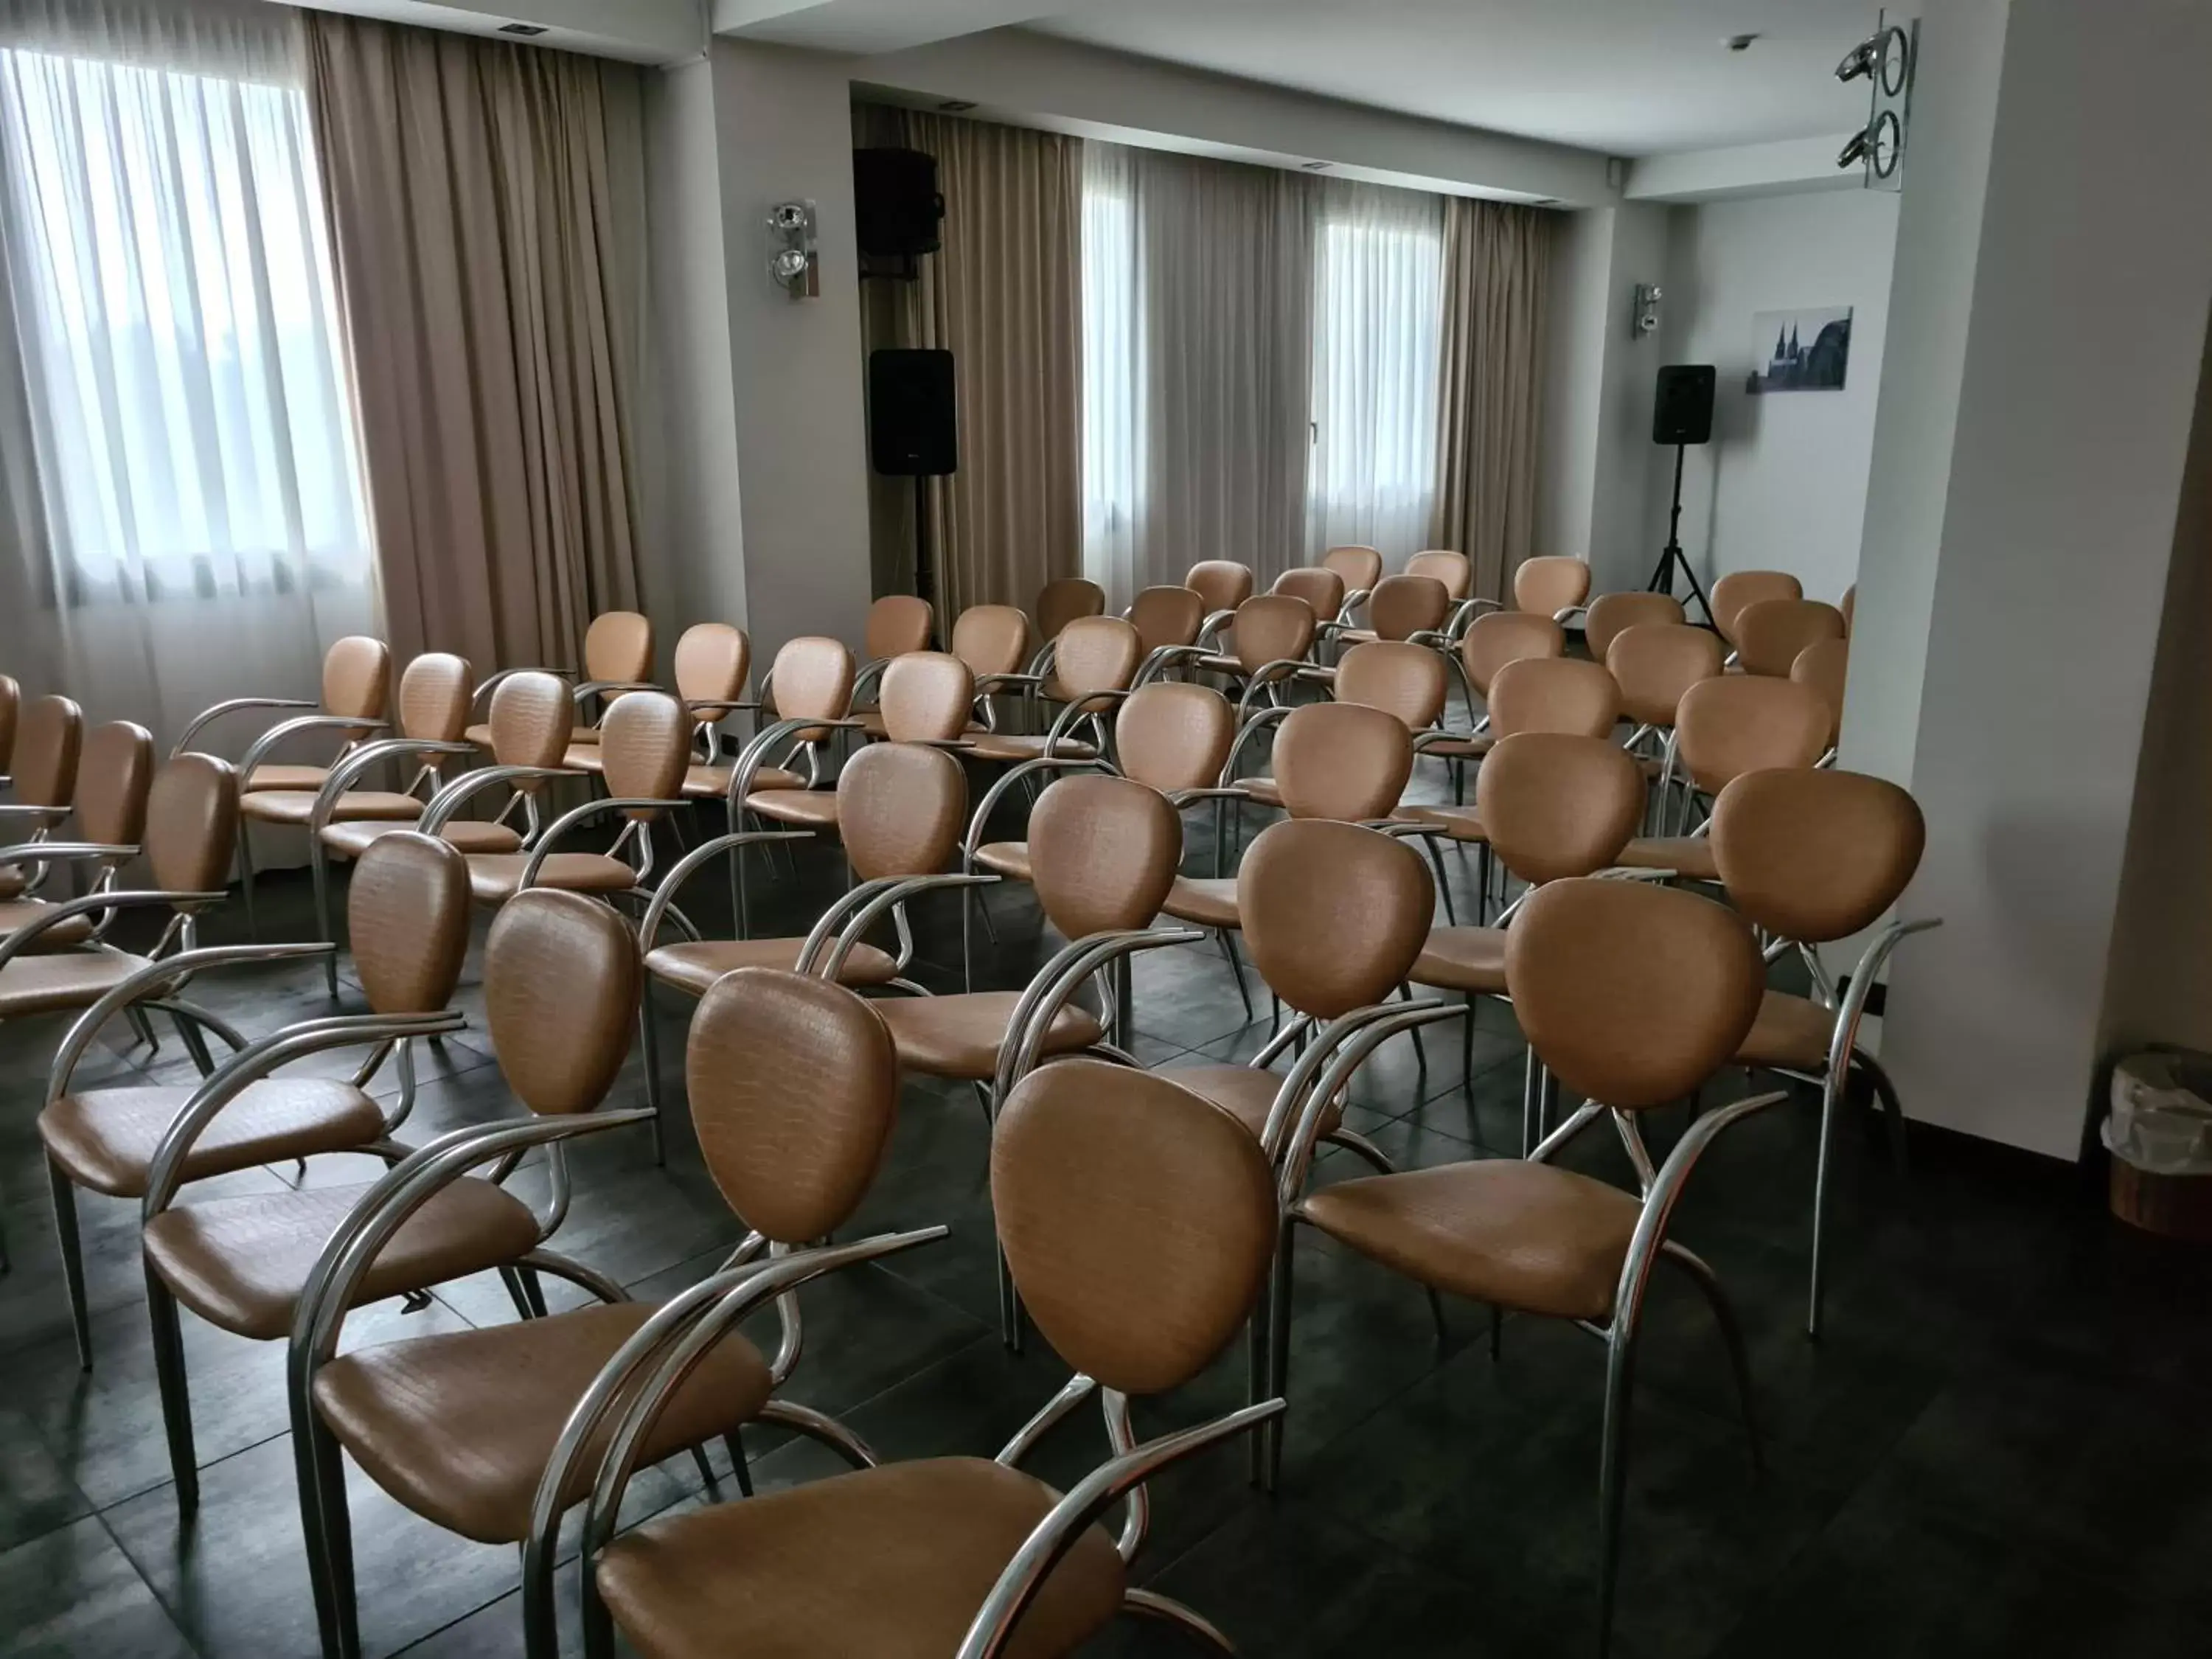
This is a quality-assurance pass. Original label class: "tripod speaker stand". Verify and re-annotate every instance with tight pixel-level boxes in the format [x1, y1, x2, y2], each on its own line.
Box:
[1646, 364, 1717, 628]
[1646, 443, 1715, 627]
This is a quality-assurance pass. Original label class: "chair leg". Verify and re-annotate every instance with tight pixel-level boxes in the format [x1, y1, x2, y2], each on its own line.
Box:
[1521, 1048, 1543, 1158]
[723, 1427, 753, 1496]
[122, 1004, 159, 1054]
[1662, 1242, 1764, 1474]
[1216, 930, 1254, 1021]
[1477, 843, 1494, 926]
[1398, 983, 1427, 1070]
[1121, 1589, 1238, 1655]
[171, 1009, 217, 1078]
[1596, 1316, 1638, 1659]
[1806, 1060, 1849, 1340]
[296, 1407, 363, 1659]
[1857, 1050, 1913, 1177]
[1260, 1220, 1295, 1493]
[238, 826, 260, 942]
[145, 1268, 199, 1513]
[49, 1159, 90, 1370]
[1423, 835, 1456, 926]
[310, 842, 339, 998]
[639, 977, 667, 1167]
[1461, 992, 1478, 1102]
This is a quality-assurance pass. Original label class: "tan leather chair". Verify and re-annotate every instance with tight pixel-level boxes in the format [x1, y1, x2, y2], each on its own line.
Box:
[1609, 621, 1727, 830]
[1334, 572, 1452, 649]
[1435, 608, 1567, 769]
[970, 616, 1142, 765]
[1406, 548, 1472, 602]
[1583, 592, 1685, 663]
[1321, 545, 1384, 613]
[285, 891, 825, 1659]
[1792, 636, 1849, 752]
[1514, 555, 1592, 619]
[1269, 875, 1782, 1656]
[1145, 592, 1317, 708]
[1229, 640, 1447, 809]
[552, 1053, 1278, 1659]
[1615, 674, 1830, 880]
[1413, 651, 1620, 863]
[0, 694, 83, 892]
[638, 740, 966, 1144]
[1125, 584, 1208, 658]
[950, 604, 1036, 731]
[1711, 569, 1804, 647]
[464, 611, 656, 755]
[1735, 597, 1846, 678]
[1034, 577, 1105, 644]
[0, 718, 150, 951]
[179, 634, 390, 794]
[750, 651, 970, 831]
[1271, 564, 1346, 623]
[1712, 768, 1934, 1336]
[704, 634, 852, 808]
[569, 623, 752, 785]
[1184, 558, 1255, 618]
[852, 596, 939, 734]
[61, 834, 470, 1508]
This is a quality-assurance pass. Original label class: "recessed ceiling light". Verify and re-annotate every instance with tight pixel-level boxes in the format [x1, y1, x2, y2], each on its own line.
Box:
[1302, 160, 1332, 171]
[1725, 32, 1759, 51]
[937, 99, 977, 113]
[497, 21, 549, 35]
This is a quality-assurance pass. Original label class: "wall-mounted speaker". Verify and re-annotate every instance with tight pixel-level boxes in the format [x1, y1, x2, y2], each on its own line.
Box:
[854, 147, 945, 258]
[869, 349, 957, 478]
[1652, 364, 1717, 447]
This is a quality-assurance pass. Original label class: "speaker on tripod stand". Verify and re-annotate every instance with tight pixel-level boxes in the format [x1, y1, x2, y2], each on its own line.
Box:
[1647, 364, 1717, 627]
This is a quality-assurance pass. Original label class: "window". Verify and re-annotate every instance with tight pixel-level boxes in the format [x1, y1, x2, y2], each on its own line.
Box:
[1079, 145, 1140, 598]
[0, 41, 369, 603]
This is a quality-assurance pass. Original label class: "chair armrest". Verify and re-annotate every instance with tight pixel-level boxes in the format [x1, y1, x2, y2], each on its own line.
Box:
[1219, 703, 1294, 787]
[1165, 785, 1254, 809]
[519, 798, 686, 888]
[849, 658, 893, 709]
[171, 698, 317, 758]
[956, 1399, 1286, 1659]
[1037, 691, 1127, 759]
[420, 766, 570, 833]
[730, 717, 861, 804]
[574, 680, 658, 703]
[684, 699, 757, 718]
[1554, 605, 1590, 627]
[964, 759, 1108, 860]
[993, 928, 1203, 1099]
[0, 841, 138, 868]
[1270, 998, 1464, 1183]
[1827, 919, 1940, 1075]
[0, 804, 75, 828]
[995, 1373, 1100, 1469]
[238, 716, 391, 787]
[0, 890, 223, 975]
[1196, 609, 1237, 647]
[639, 830, 816, 955]
[309, 740, 477, 830]
[143, 1009, 466, 1217]
[804, 872, 998, 981]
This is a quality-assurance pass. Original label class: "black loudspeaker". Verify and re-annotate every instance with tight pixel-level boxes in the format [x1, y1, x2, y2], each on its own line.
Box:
[855, 148, 945, 257]
[869, 349, 957, 477]
[1652, 364, 1717, 446]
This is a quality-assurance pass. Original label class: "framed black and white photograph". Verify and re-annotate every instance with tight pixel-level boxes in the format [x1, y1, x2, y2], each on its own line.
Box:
[1747, 305, 1853, 394]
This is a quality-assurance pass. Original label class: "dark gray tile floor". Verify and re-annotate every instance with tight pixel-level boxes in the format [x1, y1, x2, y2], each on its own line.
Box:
[0, 769, 2206, 1658]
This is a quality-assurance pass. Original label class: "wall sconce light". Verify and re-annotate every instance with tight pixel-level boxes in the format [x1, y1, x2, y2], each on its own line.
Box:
[1837, 11, 1916, 190]
[768, 199, 819, 299]
[1632, 282, 1663, 341]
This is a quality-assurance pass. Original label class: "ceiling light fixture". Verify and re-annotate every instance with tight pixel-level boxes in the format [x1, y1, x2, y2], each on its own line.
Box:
[1837, 12, 1917, 188]
[1725, 33, 1759, 52]
[937, 100, 977, 113]
[1835, 130, 1871, 170]
[495, 21, 549, 35]
[1301, 160, 1332, 171]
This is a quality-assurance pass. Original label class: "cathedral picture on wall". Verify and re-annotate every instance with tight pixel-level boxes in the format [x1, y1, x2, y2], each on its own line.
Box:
[1747, 305, 1853, 393]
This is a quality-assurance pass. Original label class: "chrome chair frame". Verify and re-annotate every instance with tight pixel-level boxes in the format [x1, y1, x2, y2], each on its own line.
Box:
[214, 710, 395, 940]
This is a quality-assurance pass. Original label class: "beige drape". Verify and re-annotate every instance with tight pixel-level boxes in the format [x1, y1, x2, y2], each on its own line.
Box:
[304, 14, 647, 673]
[857, 106, 1082, 619]
[1432, 199, 1555, 605]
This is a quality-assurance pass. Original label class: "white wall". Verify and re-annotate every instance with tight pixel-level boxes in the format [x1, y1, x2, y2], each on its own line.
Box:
[1646, 189, 1899, 608]
[1587, 203, 1669, 595]
[1537, 207, 1608, 565]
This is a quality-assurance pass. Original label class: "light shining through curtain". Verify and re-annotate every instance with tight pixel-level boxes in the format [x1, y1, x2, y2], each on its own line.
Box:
[1306, 184, 1445, 560]
[0, 40, 369, 604]
[1079, 142, 1141, 608]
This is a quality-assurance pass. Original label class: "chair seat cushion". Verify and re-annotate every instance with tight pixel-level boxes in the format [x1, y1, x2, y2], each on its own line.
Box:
[243, 790, 423, 827]
[684, 763, 803, 800]
[322, 818, 523, 858]
[742, 789, 840, 830]
[143, 1178, 542, 1340]
[0, 897, 94, 949]
[1232, 776, 1284, 809]
[1613, 836, 1720, 883]
[1335, 629, 1380, 647]
[1411, 927, 1509, 995]
[563, 745, 608, 774]
[1161, 876, 1239, 931]
[646, 937, 900, 995]
[965, 733, 1099, 764]
[876, 992, 1103, 1081]
[1421, 736, 1493, 762]
[855, 708, 888, 738]
[245, 763, 332, 793]
[465, 722, 494, 750]
[1161, 1063, 1315, 1139]
[597, 1456, 1125, 1659]
[0, 866, 26, 900]
[1405, 804, 1486, 844]
[313, 1300, 775, 1545]
[466, 853, 636, 903]
[39, 1079, 385, 1200]
[971, 842, 1032, 882]
[1734, 989, 1832, 1072]
[0, 948, 149, 1018]
[1300, 1159, 1642, 1322]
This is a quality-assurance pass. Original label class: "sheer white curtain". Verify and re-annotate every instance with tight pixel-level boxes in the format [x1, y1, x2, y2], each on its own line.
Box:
[1079, 141, 1142, 610]
[1306, 181, 1445, 562]
[0, 0, 374, 751]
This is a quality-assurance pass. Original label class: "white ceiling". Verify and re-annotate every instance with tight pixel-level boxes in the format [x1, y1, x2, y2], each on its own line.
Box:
[1027, 0, 1885, 158]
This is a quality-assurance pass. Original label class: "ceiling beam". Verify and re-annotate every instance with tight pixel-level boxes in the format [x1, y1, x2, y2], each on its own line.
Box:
[1625, 134, 1865, 204]
[712, 0, 1056, 55]
[284, 0, 706, 63]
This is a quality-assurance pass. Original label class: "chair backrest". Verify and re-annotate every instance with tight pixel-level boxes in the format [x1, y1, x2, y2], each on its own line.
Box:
[1607, 622, 1724, 729]
[397, 653, 473, 743]
[0, 675, 17, 769]
[994, 1057, 1277, 1397]
[1271, 566, 1345, 621]
[1035, 577, 1105, 642]
[1272, 701, 1412, 822]
[349, 832, 472, 1015]
[865, 594, 934, 661]
[1051, 616, 1143, 707]
[487, 670, 576, 789]
[1840, 583, 1857, 636]
[1459, 611, 1564, 699]
[1364, 574, 1452, 641]
[1127, 585, 1207, 653]
[1711, 570, 1804, 644]
[1514, 556, 1590, 616]
[1584, 592, 1685, 663]
[838, 741, 965, 880]
[598, 692, 690, 817]
[1114, 682, 1234, 796]
[950, 605, 1033, 678]
[582, 611, 654, 684]
[687, 969, 900, 1245]
[1335, 641, 1447, 732]
[877, 653, 975, 743]
[1790, 637, 1849, 748]
[1405, 549, 1472, 601]
[484, 887, 639, 1116]
[1241, 817, 1432, 1020]
[1185, 560, 1254, 614]
[1711, 768, 1925, 945]
[145, 754, 239, 898]
[672, 624, 751, 711]
[1736, 599, 1846, 678]
[1029, 773, 1184, 939]
[1675, 675, 1830, 795]
[1224, 593, 1316, 675]
[1486, 657, 1621, 740]
[1477, 734, 1645, 886]
[1321, 545, 1383, 594]
[322, 636, 391, 725]
[1506, 877, 1764, 1111]
[13, 694, 81, 807]
[768, 636, 856, 724]
[75, 721, 154, 847]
